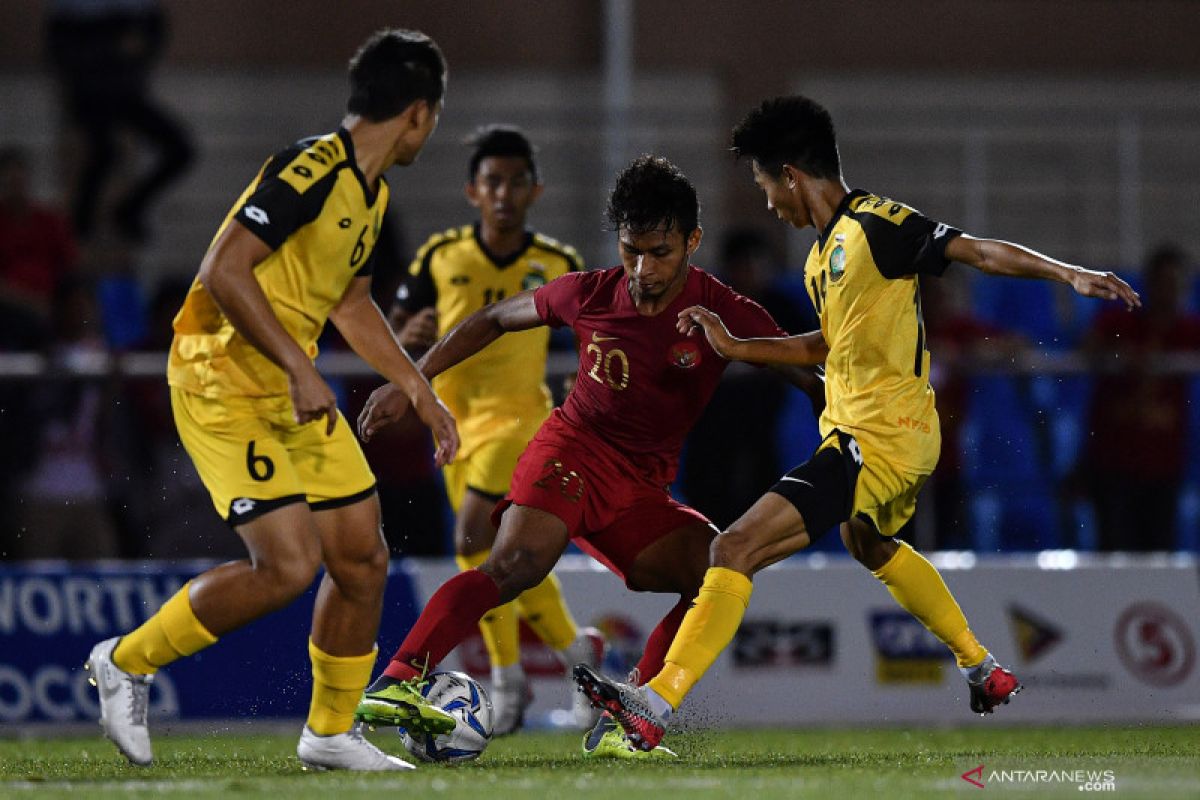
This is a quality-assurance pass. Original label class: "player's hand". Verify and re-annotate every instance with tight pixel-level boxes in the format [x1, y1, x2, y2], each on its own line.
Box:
[1070, 268, 1142, 310]
[288, 362, 339, 435]
[357, 382, 410, 442]
[398, 307, 439, 351]
[411, 390, 459, 467]
[677, 305, 738, 359]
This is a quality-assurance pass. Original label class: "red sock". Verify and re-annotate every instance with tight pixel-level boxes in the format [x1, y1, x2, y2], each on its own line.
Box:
[633, 597, 690, 683]
[382, 569, 501, 681]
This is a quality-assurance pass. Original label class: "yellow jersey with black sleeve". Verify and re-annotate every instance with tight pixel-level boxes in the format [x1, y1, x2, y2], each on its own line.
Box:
[804, 189, 961, 475]
[168, 127, 387, 399]
[397, 223, 581, 468]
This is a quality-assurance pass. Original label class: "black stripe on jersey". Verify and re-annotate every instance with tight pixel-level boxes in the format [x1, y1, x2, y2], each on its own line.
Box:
[397, 235, 458, 312]
[531, 234, 584, 272]
[236, 137, 345, 251]
[818, 190, 868, 251]
[851, 198, 961, 280]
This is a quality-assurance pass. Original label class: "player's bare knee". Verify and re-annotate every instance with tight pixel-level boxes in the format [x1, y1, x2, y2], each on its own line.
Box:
[709, 527, 753, 573]
[479, 549, 545, 603]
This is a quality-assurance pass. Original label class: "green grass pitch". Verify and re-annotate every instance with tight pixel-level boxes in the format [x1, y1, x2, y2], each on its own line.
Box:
[1, 725, 1196, 799]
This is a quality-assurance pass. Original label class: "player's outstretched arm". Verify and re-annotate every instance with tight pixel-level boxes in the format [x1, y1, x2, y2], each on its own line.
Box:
[677, 305, 829, 366]
[330, 277, 459, 465]
[357, 291, 543, 442]
[199, 220, 339, 433]
[945, 235, 1142, 310]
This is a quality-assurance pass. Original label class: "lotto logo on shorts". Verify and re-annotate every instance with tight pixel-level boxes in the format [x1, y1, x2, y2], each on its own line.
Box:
[231, 498, 256, 516]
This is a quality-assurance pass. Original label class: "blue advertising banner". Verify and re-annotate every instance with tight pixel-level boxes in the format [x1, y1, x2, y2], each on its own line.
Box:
[0, 561, 422, 723]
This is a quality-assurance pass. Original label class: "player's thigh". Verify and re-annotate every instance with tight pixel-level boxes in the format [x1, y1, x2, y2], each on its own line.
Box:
[309, 490, 387, 577]
[455, 488, 504, 556]
[711, 492, 813, 576]
[483, 503, 571, 602]
[840, 458, 927, 567]
[171, 388, 308, 526]
[232, 501, 324, 583]
[587, 493, 714, 592]
[760, 429, 866, 554]
[624, 520, 717, 596]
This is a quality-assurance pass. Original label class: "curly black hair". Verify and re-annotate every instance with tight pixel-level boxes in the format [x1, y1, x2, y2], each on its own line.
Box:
[732, 96, 840, 180]
[605, 154, 699, 236]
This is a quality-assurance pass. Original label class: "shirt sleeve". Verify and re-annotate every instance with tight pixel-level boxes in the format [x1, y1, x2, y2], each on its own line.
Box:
[395, 251, 437, 312]
[534, 271, 589, 328]
[855, 200, 962, 279]
[233, 149, 329, 251]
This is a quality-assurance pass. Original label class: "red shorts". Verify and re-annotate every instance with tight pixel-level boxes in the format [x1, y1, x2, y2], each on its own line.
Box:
[491, 415, 712, 585]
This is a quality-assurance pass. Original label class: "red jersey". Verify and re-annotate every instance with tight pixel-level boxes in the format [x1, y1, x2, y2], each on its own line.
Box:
[534, 265, 785, 486]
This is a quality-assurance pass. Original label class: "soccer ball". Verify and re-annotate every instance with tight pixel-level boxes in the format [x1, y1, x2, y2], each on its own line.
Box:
[400, 671, 494, 763]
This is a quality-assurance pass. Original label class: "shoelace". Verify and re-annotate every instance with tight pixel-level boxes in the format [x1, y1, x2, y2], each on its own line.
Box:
[129, 676, 152, 726]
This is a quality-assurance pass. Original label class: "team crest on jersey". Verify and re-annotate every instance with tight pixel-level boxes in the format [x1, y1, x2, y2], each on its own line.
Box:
[669, 340, 702, 369]
[829, 244, 847, 283]
[522, 268, 547, 291]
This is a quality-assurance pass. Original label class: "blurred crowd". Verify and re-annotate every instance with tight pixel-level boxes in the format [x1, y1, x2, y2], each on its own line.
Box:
[2, 2, 1198, 561]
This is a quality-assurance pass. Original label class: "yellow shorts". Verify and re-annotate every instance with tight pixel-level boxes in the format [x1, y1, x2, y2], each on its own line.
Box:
[442, 433, 535, 512]
[171, 387, 376, 525]
[771, 429, 928, 538]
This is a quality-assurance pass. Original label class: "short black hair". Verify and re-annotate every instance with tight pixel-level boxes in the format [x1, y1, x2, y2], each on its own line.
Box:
[731, 96, 841, 180]
[466, 125, 539, 182]
[347, 29, 446, 122]
[606, 155, 699, 236]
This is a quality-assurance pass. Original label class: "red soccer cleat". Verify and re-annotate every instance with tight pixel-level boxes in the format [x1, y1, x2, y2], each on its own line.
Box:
[572, 664, 665, 751]
[969, 662, 1023, 714]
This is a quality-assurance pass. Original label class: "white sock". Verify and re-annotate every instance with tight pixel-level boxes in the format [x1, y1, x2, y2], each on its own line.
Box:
[959, 653, 996, 683]
[645, 685, 674, 721]
[492, 662, 524, 687]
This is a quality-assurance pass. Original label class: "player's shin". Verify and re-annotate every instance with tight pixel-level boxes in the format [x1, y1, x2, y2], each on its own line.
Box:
[457, 551, 523, 672]
[634, 598, 690, 680]
[381, 569, 502, 681]
[307, 640, 377, 735]
[871, 541, 988, 667]
[111, 580, 218, 674]
[647, 567, 753, 712]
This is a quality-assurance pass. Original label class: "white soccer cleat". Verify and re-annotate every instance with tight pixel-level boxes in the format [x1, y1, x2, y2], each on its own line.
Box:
[561, 627, 608, 729]
[297, 724, 416, 771]
[85, 637, 154, 766]
[491, 672, 533, 736]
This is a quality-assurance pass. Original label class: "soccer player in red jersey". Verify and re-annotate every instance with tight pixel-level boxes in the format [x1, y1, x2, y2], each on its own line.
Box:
[355, 155, 820, 758]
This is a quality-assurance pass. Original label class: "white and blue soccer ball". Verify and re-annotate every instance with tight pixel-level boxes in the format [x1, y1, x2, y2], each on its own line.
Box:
[400, 671, 493, 763]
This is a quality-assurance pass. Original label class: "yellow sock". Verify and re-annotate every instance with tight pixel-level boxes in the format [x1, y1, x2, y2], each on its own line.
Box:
[307, 639, 377, 736]
[648, 567, 752, 709]
[872, 541, 989, 668]
[111, 581, 218, 675]
[457, 550, 520, 668]
[515, 572, 578, 652]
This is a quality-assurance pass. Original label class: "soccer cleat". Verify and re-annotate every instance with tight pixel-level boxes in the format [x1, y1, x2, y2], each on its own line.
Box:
[354, 676, 456, 734]
[491, 673, 534, 736]
[572, 664, 665, 751]
[85, 637, 154, 766]
[967, 658, 1023, 714]
[561, 627, 608, 729]
[297, 724, 415, 771]
[582, 712, 677, 760]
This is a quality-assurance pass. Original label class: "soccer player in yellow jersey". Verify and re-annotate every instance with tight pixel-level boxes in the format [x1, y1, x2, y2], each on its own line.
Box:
[84, 30, 460, 771]
[576, 95, 1142, 751]
[390, 126, 604, 733]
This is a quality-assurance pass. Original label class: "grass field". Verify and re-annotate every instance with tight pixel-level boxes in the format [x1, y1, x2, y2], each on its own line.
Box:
[1, 725, 1196, 799]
